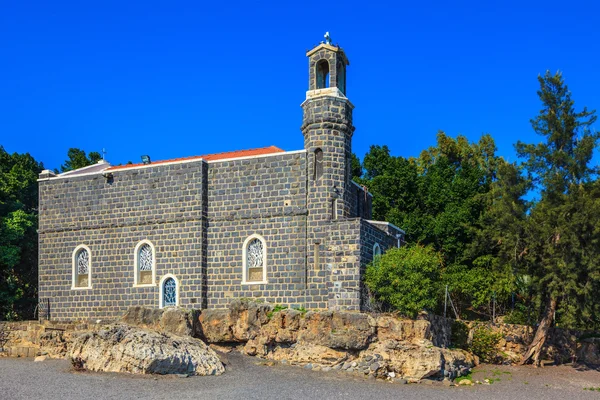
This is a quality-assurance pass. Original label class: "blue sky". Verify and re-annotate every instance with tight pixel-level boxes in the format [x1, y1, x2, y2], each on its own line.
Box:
[1, 0, 599, 171]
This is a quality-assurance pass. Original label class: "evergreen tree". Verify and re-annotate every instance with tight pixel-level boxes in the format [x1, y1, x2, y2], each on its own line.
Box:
[59, 148, 102, 173]
[517, 71, 599, 365]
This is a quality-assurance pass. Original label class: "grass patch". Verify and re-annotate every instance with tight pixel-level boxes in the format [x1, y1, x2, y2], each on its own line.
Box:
[267, 304, 288, 319]
[455, 372, 473, 384]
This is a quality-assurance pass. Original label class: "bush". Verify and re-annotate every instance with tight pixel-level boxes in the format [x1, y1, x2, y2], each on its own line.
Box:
[470, 325, 503, 363]
[451, 320, 470, 349]
[365, 244, 442, 318]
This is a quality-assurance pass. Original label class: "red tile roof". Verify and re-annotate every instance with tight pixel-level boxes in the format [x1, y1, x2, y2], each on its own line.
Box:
[106, 146, 285, 171]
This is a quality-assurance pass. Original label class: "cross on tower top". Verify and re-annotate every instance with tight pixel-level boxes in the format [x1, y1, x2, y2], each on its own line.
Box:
[324, 32, 332, 45]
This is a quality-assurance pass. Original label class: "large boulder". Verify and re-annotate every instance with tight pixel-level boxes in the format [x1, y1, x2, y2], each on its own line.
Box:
[198, 309, 234, 342]
[297, 311, 374, 350]
[197, 300, 272, 342]
[121, 306, 194, 337]
[360, 339, 474, 380]
[68, 324, 224, 376]
[375, 316, 432, 343]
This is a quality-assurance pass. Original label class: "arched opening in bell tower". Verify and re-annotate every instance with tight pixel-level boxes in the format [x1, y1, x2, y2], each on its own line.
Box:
[336, 60, 346, 94]
[316, 60, 329, 89]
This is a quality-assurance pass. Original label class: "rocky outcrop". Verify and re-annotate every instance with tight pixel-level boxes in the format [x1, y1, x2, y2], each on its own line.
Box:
[68, 324, 224, 376]
[196, 301, 472, 381]
[578, 337, 600, 365]
[122, 306, 194, 337]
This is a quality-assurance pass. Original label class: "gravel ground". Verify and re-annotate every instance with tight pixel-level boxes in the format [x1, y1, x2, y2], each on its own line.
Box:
[1, 353, 599, 400]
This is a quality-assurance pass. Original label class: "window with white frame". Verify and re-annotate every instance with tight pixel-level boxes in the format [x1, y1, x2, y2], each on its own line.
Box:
[242, 234, 267, 284]
[159, 274, 179, 308]
[72, 245, 92, 289]
[134, 240, 156, 286]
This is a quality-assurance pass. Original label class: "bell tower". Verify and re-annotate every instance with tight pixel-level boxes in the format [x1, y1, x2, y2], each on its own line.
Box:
[301, 33, 355, 222]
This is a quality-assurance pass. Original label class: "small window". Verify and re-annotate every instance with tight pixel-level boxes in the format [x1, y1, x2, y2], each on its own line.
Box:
[331, 198, 338, 220]
[314, 148, 323, 180]
[373, 243, 382, 260]
[242, 234, 267, 284]
[159, 274, 179, 308]
[134, 240, 156, 286]
[72, 245, 92, 289]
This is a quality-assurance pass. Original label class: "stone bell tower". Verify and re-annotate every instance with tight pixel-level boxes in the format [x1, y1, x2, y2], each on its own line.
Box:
[301, 33, 355, 223]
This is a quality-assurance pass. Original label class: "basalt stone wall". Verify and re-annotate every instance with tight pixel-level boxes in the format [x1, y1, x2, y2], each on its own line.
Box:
[205, 152, 323, 308]
[38, 161, 209, 320]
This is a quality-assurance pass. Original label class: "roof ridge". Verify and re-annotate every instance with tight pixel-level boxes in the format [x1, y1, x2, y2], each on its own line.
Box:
[105, 145, 285, 172]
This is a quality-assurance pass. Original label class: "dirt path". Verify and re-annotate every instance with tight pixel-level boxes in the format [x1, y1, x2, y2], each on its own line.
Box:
[1, 354, 599, 400]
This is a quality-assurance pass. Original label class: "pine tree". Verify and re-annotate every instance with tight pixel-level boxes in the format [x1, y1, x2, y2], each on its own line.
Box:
[517, 71, 599, 365]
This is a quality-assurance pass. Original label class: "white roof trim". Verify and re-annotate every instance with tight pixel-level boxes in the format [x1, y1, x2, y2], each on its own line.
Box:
[351, 180, 373, 197]
[207, 149, 305, 164]
[366, 220, 406, 234]
[38, 168, 111, 182]
[57, 162, 111, 177]
[38, 149, 307, 180]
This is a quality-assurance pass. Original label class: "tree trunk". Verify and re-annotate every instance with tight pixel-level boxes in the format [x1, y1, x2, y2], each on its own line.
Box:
[520, 297, 557, 367]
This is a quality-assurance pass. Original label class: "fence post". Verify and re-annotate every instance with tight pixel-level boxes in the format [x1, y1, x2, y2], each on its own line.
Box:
[444, 285, 448, 318]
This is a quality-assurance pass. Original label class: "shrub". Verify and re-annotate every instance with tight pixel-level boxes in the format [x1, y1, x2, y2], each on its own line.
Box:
[451, 320, 470, 349]
[470, 325, 503, 363]
[365, 244, 442, 318]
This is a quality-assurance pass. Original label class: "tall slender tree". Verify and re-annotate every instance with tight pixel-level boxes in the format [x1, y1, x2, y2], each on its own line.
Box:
[517, 71, 599, 365]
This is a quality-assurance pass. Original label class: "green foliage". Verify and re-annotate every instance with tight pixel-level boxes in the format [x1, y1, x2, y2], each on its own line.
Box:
[267, 304, 288, 319]
[357, 134, 522, 318]
[451, 320, 470, 349]
[59, 148, 102, 173]
[293, 305, 308, 315]
[516, 71, 600, 331]
[350, 153, 362, 179]
[0, 146, 43, 320]
[365, 244, 442, 318]
[470, 325, 503, 363]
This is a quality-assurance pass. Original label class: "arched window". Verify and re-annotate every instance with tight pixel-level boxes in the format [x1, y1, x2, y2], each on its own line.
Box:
[314, 148, 323, 180]
[336, 60, 346, 94]
[373, 243, 382, 261]
[316, 60, 329, 89]
[134, 240, 156, 287]
[159, 274, 179, 308]
[72, 245, 92, 289]
[242, 234, 267, 284]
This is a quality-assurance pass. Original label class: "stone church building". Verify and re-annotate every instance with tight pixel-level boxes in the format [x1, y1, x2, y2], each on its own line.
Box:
[37, 39, 404, 321]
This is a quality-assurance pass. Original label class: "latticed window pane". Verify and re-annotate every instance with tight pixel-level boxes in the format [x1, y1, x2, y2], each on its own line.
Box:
[246, 238, 264, 269]
[138, 244, 153, 271]
[77, 249, 89, 275]
[163, 278, 177, 306]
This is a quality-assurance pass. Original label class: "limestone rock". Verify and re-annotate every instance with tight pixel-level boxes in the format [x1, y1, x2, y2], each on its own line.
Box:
[375, 316, 432, 343]
[198, 300, 272, 343]
[229, 300, 272, 341]
[362, 339, 474, 381]
[297, 311, 374, 350]
[121, 306, 194, 337]
[257, 343, 349, 366]
[39, 330, 69, 359]
[198, 309, 234, 342]
[68, 324, 224, 376]
[260, 309, 302, 344]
